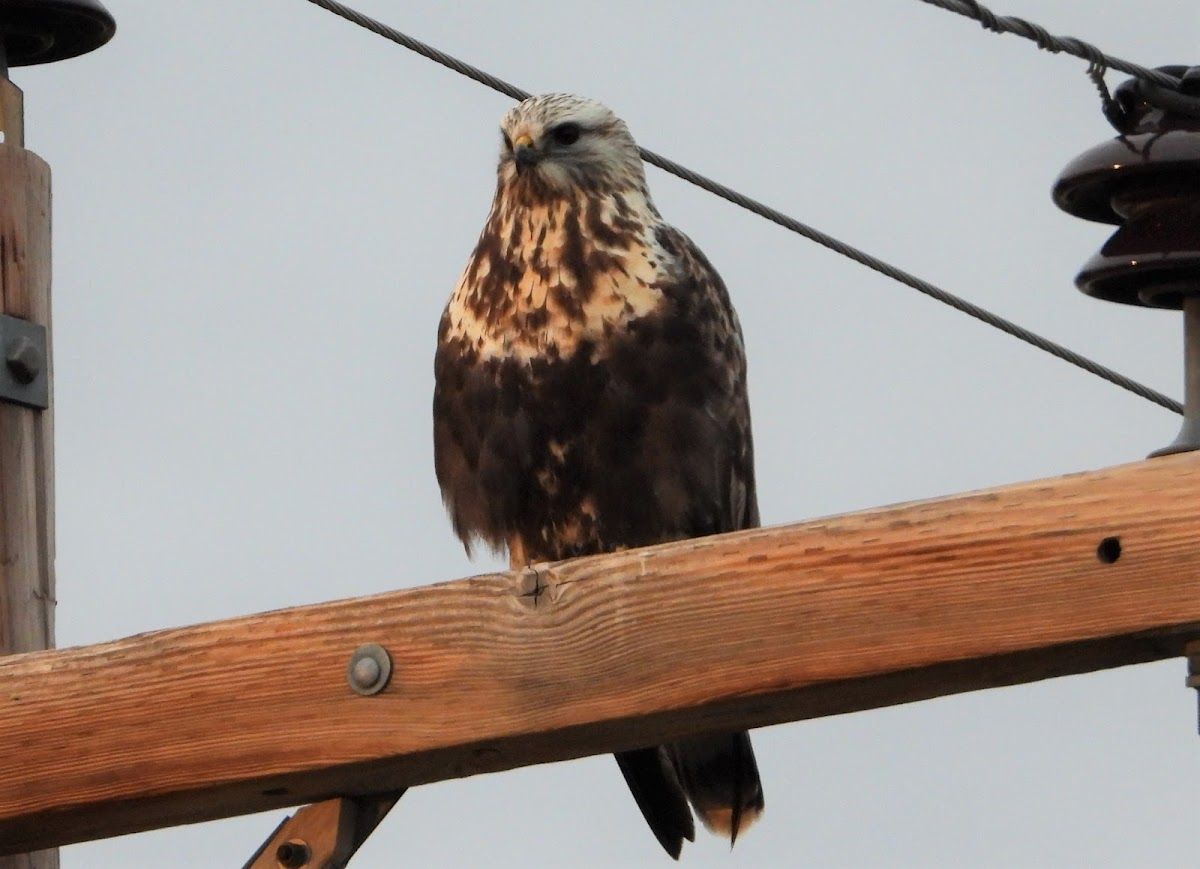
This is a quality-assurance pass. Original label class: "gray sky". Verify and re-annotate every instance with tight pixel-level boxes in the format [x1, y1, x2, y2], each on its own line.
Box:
[17, 0, 1199, 865]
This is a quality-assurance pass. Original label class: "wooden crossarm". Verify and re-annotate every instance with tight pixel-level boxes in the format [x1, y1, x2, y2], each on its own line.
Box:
[2, 453, 1200, 854]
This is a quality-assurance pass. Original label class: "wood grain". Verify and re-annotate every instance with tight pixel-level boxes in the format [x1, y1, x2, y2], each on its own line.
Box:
[2, 453, 1200, 855]
[0, 80, 22, 150]
[0, 97, 56, 869]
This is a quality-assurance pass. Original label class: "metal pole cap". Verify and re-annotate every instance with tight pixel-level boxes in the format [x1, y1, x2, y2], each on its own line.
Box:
[0, 0, 114, 67]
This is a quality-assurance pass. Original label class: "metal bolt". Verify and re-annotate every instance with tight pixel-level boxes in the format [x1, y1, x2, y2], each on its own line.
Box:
[5, 336, 41, 385]
[346, 643, 392, 696]
[276, 840, 311, 868]
[352, 656, 380, 685]
[1151, 295, 1200, 457]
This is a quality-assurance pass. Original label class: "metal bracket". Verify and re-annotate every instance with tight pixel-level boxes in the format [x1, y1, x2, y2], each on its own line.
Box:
[0, 315, 47, 409]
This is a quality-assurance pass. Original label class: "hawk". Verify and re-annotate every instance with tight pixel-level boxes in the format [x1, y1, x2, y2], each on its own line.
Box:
[433, 93, 764, 859]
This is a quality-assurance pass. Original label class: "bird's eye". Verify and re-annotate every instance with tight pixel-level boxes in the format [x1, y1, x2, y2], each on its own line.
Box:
[551, 123, 581, 146]
[502, 132, 514, 151]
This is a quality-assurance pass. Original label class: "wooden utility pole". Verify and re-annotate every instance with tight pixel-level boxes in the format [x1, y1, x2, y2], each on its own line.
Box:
[0, 57, 56, 869]
[0, 4, 115, 868]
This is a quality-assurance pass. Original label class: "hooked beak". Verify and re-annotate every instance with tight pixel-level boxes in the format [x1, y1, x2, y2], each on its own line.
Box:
[513, 133, 539, 170]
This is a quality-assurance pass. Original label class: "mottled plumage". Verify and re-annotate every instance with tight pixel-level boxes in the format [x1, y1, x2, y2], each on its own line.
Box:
[433, 93, 764, 859]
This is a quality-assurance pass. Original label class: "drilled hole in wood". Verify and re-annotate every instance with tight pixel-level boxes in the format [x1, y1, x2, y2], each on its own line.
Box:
[262, 786, 288, 797]
[1097, 536, 1121, 564]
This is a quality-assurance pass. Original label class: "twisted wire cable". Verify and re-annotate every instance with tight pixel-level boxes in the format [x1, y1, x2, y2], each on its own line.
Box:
[920, 0, 1179, 89]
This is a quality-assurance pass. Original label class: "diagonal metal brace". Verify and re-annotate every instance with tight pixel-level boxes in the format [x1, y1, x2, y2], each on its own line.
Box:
[242, 792, 404, 869]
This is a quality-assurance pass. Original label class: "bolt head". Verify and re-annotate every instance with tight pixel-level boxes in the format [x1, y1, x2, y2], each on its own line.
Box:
[346, 643, 392, 696]
[5, 337, 41, 385]
[276, 840, 312, 868]
[351, 656, 381, 688]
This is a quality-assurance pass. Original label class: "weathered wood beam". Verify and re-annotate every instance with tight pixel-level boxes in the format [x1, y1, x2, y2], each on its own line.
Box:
[3, 453, 1200, 854]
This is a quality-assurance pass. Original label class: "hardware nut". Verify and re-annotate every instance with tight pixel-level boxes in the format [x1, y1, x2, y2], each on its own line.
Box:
[347, 643, 392, 696]
[276, 840, 311, 868]
[5, 336, 41, 385]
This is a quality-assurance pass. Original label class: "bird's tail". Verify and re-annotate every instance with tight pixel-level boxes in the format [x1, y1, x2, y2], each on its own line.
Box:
[615, 731, 763, 860]
[670, 731, 764, 844]
[615, 747, 695, 859]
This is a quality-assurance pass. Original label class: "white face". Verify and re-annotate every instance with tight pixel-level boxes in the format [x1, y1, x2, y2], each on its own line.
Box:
[496, 93, 645, 195]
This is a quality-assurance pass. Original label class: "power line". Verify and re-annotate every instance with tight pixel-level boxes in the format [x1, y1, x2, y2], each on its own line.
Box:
[298, 0, 532, 102]
[299, 0, 1182, 416]
[634, 153, 1181, 415]
[917, 0, 1180, 90]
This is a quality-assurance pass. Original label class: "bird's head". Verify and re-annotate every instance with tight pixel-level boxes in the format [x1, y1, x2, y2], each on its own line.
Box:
[497, 94, 646, 198]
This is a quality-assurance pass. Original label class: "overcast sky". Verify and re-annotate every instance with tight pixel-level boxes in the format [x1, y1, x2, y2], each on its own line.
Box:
[14, 0, 1200, 866]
